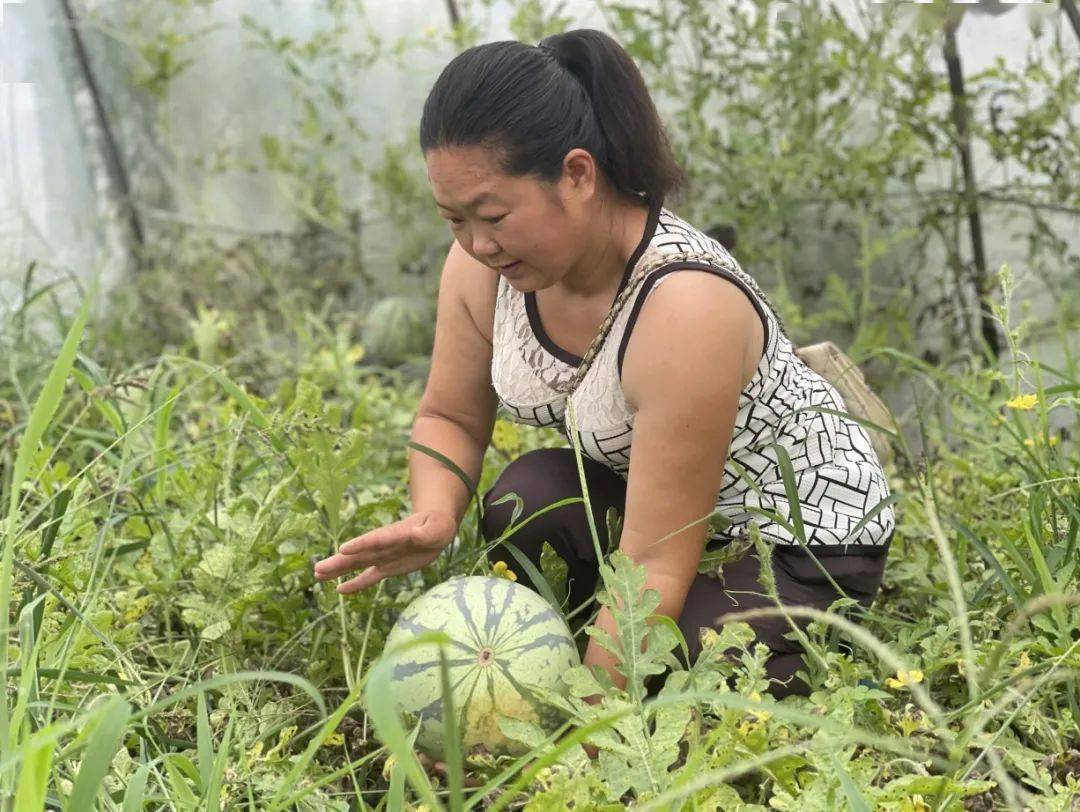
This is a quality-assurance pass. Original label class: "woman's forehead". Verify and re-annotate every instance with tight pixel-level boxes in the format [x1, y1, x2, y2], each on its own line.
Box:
[426, 146, 530, 208]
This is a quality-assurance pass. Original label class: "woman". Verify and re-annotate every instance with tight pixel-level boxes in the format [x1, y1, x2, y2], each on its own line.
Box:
[314, 30, 895, 704]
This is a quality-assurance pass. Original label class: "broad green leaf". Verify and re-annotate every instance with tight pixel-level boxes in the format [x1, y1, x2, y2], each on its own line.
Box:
[539, 541, 569, 610]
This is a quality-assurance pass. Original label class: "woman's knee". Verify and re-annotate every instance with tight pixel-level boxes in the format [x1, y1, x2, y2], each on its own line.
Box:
[481, 448, 624, 559]
[481, 448, 579, 547]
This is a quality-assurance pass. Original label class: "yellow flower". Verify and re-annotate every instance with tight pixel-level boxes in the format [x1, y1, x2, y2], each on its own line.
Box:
[491, 419, 522, 454]
[1023, 432, 1058, 448]
[1015, 651, 1032, 672]
[885, 669, 924, 690]
[896, 705, 928, 737]
[1005, 393, 1038, 410]
[747, 690, 772, 722]
[737, 719, 763, 737]
[490, 560, 518, 581]
[382, 754, 397, 781]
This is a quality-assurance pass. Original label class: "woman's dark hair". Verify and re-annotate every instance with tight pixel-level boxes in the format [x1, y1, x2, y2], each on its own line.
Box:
[419, 29, 687, 206]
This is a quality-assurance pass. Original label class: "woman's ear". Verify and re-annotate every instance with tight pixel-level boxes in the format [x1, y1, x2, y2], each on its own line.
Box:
[560, 148, 599, 202]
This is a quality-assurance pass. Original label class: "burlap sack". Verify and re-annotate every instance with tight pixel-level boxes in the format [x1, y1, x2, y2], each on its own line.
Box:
[794, 341, 897, 467]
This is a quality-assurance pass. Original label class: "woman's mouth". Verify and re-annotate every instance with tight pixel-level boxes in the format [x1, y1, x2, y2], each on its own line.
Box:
[497, 261, 522, 273]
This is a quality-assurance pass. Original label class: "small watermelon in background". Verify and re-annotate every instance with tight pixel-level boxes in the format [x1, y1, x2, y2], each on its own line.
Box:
[380, 575, 580, 761]
[361, 295, 435, 367]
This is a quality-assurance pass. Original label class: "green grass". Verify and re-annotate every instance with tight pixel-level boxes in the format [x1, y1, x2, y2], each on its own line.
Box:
[0, 263, 1076, 810]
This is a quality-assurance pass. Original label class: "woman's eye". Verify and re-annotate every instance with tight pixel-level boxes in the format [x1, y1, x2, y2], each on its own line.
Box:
[484, 214, 506, 224]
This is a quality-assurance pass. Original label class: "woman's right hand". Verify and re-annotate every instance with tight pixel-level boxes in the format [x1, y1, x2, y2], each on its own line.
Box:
[313, 510, 459, 594]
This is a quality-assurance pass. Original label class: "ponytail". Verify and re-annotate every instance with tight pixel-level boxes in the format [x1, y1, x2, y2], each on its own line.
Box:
[419, 29, 687, 206]
[536, 30, 686, 205]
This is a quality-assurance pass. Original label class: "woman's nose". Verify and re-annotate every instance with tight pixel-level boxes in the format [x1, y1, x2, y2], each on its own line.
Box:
[467, 226, 500, 260]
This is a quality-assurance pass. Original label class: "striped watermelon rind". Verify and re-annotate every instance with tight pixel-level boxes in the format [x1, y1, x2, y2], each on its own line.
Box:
[381, 575, 580, 760]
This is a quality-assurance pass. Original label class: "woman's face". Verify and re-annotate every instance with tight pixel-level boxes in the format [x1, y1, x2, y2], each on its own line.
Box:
[425, 144, 595, 291]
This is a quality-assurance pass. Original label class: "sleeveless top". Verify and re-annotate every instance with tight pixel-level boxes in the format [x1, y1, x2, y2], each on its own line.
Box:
[490, 197, 896, 555]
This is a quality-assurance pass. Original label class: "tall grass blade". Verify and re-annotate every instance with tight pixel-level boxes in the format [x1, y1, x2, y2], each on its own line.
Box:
[121, 762, 151, 812]
[406, 440, 478, 506]
[13, 728, 54, 811]
[2, 286, 93, 765]
[767, 440, 806, 543]
[949, 518, 1025, 608]
[204, 717, 233, 812]
[197, 692, 212, 790]
[831, 754, 872, 812]
[362, 631, 451, 811]
[267, 680, 366, 810]
[177, 357, 284, 452]
[164, 754, 200, 808]
[438, 645, 464, 811]
[498, 541, 560, 613]
[921, 487, 980, 700]
[388, 750, 406, 812]
[154, 382, 182, 503]
[65, 694, 131, 812]
[19, 486, 72, 643]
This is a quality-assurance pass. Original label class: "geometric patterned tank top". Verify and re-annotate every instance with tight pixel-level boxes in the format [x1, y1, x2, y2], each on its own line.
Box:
[491, 196, 896, 555]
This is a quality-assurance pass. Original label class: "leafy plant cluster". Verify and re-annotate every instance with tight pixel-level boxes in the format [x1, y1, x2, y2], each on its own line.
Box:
[598, 0, 1078, 370]
[68, 0, 1078, 380]
[3, 0, 1077, 807]
[1, 257, 1077, 809]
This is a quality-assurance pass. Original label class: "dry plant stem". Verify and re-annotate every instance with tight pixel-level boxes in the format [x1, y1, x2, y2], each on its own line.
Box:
[336, 591, 357, 694]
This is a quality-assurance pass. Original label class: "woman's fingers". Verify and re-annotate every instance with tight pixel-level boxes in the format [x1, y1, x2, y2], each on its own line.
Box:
[314, 528, 409, 579]
[314, 515, 449, 592]
[336, 565, 381, 594]
[339, 518, 416, 555]
[314, 551, 385, 581]
[312, 551, 362, 580]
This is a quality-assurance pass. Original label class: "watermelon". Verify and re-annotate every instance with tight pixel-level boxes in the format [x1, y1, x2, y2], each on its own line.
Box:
[361, 295, 434, 367]
[380, 575, 580, 760]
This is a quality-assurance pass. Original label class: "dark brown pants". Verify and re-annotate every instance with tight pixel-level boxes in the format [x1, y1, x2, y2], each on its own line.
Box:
[481, 447, 890, 699]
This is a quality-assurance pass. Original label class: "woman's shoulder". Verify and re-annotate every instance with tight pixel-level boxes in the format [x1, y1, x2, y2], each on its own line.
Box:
[650, 206, 739, 264]
[643, 206, 793, 343]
